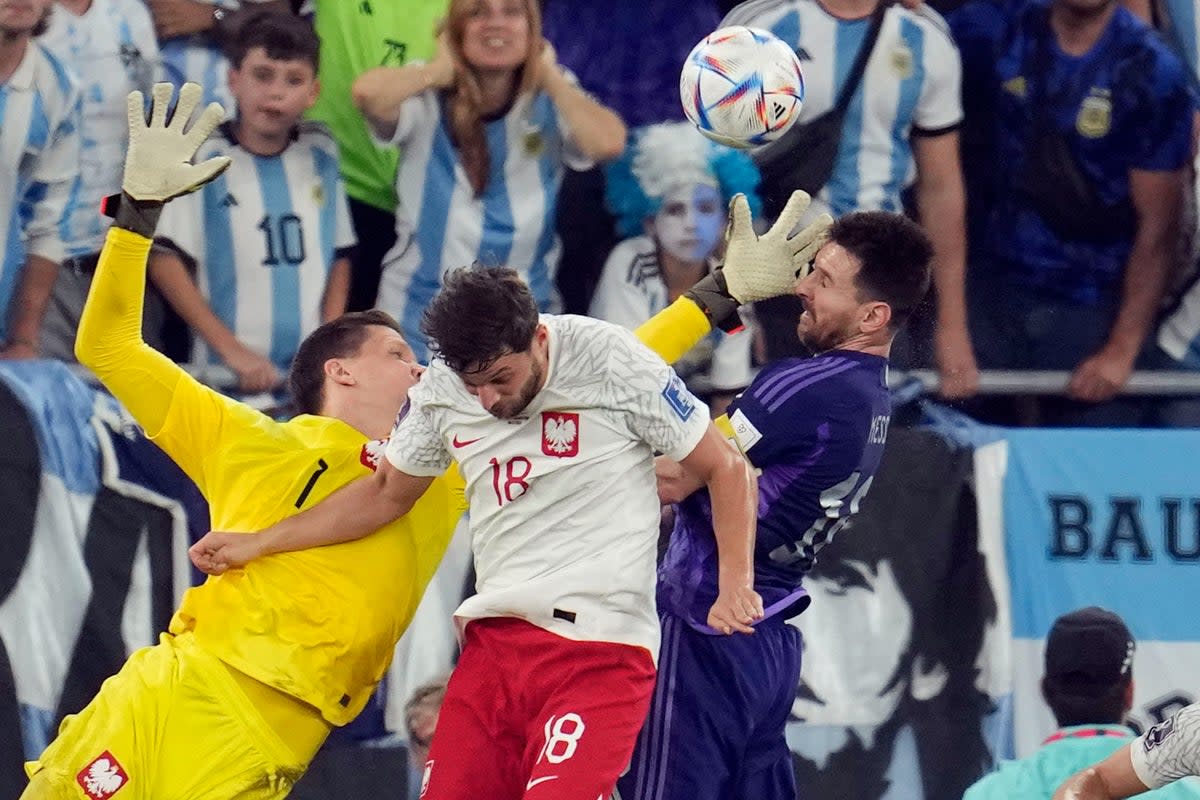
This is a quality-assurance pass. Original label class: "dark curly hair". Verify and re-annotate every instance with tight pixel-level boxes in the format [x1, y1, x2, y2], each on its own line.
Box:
[829, 211, 934, 329]
[226, 9, 319, 71]
[421, 267, 539, 374]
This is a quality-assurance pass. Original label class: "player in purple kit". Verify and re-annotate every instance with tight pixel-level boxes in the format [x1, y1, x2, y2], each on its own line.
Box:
[616, 210, 934, 800]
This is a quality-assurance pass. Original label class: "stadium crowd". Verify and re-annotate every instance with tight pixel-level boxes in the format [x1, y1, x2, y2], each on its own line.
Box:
[6, 1, 1200, 799]
[5, 0, 1200, 426]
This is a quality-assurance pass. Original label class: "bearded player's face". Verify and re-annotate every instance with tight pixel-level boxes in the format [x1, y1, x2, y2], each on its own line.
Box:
[458, 325, 549, 420]
[794, 242, 870, 354]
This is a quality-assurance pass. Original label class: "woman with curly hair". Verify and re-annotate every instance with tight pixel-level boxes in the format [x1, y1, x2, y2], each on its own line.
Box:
[591, 122, 763, 414]
[352, 0, 626, 361]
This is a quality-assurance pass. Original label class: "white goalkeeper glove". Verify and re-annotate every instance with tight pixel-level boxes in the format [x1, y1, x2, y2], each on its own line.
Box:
[684, 190, 832, 331]
[123, 82, 230, 202]
[722, 190, 832, 303]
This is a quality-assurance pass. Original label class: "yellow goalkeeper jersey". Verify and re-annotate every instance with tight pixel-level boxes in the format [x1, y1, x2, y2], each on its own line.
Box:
[78, 227, 716, 729]
[159, 389, 466, 726]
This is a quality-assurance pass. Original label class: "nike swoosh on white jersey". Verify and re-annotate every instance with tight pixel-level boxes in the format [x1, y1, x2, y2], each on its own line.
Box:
[525, 775, 558, 790]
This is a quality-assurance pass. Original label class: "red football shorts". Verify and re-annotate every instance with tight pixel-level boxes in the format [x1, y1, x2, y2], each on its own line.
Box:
[419, 617, 656, 800]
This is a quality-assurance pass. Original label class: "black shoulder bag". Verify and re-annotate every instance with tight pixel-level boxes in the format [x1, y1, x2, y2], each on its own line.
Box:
[1016, 18, 1135, 243]
[752, 2, 890, 218]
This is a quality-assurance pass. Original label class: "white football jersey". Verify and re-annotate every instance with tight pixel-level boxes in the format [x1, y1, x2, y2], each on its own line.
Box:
[1131, 702, 1200, 789]
[589, 235, 754, 395]
[385, 314, 711, 658]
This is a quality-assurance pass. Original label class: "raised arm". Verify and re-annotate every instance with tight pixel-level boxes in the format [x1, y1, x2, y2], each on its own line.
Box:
[77, 83, 230, 439]
[678, 423, 762, 635]
[351, 34, 456, 141]
[190, 458, 434, 573]
[536, 42, 626, 162]
[634, 190, 832, 365]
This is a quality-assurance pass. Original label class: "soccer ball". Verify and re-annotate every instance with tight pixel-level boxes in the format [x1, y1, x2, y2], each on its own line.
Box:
[680, 26, 805, 149]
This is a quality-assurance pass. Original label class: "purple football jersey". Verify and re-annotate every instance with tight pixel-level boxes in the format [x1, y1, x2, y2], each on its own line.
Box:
[658, 350, 891, 632]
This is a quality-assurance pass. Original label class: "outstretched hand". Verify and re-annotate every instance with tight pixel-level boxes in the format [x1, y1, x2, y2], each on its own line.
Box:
[124, 82, 231, 203]
[721, 190, 833, 304]
[189, 530, 266, 576]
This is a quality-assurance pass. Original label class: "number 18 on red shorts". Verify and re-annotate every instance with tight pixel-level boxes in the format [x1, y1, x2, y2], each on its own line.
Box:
[419, 618, 656, 800]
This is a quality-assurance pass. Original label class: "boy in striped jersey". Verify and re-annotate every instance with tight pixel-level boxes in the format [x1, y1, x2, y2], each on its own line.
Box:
[618, 210, 934, 800]
[0, 0, 81, 359]
[149, 11, 353, 394]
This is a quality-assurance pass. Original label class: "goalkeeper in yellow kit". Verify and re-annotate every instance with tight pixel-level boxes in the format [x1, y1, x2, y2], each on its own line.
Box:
[22, 82, 829, 799]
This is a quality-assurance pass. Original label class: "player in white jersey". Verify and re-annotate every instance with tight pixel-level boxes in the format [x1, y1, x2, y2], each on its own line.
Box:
[354, 0, 626, 362]
[150, 12, 353, 393]
[193, 266, 763, 799]
[189, 183, 833, 798]
[1055, 703, 1200, 799]
[0, 0, 80, 359]
[38, 0, 162, 362]
[723, 0, 977, 399]
[147, 0, 287, 113]
[591, 236, 753, 404]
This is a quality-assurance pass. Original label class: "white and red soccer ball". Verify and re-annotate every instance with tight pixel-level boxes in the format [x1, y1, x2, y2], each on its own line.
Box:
[680, 26, 805, 149]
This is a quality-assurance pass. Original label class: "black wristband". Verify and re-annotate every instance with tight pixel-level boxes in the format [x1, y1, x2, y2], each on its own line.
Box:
[101, 193, 164, 239]
[683, 269, 744, 334]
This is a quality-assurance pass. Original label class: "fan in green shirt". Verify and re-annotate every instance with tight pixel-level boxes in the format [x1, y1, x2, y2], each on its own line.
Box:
[306, 0, 447, 212]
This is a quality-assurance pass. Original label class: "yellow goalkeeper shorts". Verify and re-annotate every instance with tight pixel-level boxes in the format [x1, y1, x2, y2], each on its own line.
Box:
[25, 632, 308, 800]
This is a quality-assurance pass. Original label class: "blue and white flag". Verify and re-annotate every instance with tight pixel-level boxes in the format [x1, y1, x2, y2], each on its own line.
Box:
[984, 430, 1200, 757]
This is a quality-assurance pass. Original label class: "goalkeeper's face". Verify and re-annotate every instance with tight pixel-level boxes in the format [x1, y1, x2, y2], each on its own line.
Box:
[346, 326, 425, 413]
[0, 0, 51, 35]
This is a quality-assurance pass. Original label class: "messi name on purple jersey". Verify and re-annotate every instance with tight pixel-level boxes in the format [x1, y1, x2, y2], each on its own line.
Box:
[659, 350, 892, 632]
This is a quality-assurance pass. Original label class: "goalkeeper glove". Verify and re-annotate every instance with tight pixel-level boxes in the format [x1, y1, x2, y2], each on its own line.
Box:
[685, 190, 832, 331]
[108, 83, 231, 237]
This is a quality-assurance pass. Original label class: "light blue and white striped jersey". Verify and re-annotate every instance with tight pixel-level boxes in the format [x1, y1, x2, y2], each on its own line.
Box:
[152, 0, 275, 115]
[42, 0, 161, 258]
[374, 81, 593, 362]
[0, 41, 80, 341]
[724, 0, 963, 217]
[155, 122, 356, 371]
